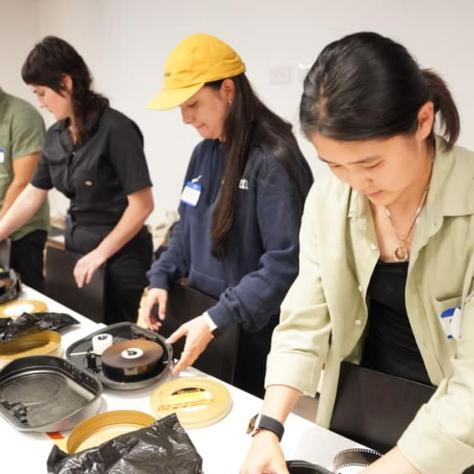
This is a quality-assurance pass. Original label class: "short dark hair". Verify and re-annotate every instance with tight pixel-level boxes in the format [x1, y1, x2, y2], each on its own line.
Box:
[22, 36, 108, 141]
[300, 32, 460, 150]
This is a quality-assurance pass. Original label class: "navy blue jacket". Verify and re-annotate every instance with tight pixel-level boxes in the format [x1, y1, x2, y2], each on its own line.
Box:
[148, 139, 308, 332]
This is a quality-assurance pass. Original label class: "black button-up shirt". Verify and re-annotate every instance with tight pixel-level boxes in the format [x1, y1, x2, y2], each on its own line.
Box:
[32, 106, 152, 227]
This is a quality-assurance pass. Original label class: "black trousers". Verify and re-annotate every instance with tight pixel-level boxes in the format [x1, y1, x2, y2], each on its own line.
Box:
[11, 230, 47, 292]
[65, 223, 153, 325]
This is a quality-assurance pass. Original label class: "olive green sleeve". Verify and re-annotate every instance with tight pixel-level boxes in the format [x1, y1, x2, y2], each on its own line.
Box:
[10, 102, 45, 159]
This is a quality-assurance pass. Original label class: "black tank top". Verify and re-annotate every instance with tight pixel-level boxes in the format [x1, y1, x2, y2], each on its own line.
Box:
[360, 260, 431, 385]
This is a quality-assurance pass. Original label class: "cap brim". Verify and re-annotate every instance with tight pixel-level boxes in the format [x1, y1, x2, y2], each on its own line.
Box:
[147, 83, 204, 110]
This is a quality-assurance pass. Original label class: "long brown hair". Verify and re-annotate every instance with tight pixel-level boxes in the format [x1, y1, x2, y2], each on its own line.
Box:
[208, 74, 313, 259]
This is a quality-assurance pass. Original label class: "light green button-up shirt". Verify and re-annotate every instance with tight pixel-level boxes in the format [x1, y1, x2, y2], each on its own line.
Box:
[265, 137, 474, 473]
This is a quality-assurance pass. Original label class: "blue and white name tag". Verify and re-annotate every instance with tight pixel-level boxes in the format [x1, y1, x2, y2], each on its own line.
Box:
[440, 306, 462, 339]
[180, 181, 202, 207]
[0, 147, 4, 164]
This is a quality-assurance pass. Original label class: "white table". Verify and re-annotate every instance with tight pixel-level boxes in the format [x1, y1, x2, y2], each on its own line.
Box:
[1, 287, 362, 473]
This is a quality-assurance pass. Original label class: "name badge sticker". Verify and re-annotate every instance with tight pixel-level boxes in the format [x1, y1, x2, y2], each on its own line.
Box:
[180, 181, 202, 207]
[0, 147, 4, 164]
[440, 306, 463, 340]
[451, 307, 462, 339]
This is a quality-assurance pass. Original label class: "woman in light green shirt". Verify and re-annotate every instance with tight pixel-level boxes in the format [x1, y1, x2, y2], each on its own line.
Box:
[242, 32, 474, 474]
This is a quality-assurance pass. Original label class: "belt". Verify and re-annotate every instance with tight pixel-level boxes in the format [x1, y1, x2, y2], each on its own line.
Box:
[67, 215, 117, 227]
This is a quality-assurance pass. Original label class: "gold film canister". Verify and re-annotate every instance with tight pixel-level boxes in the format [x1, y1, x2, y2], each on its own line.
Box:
[0, 330, 61, 366]
[150, 376, 232, 429]
[66, 410, 156, 453]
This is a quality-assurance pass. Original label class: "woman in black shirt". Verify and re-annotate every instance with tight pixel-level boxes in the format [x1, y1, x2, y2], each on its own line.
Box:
[0, 36, 154, 324]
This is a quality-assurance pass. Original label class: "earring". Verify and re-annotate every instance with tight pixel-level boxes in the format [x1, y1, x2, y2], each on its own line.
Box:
[228, 99, 232, 106]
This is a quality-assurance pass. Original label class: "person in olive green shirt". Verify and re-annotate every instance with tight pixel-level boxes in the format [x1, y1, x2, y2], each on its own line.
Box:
[0, 87, 49, 290]
[242, 33, 474, 474]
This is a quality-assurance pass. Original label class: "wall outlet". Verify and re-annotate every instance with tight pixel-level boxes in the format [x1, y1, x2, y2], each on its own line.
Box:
[269, 65, 291, 84]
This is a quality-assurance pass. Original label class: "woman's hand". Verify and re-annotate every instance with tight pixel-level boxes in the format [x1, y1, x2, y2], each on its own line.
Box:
[241, 430, 289, 474]
[166, 315, 214, 374]
[73, 248, 107, 288]
[142, 288, 168, 330]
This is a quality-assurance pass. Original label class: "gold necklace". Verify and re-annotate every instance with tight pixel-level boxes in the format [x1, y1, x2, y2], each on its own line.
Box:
[384, 162, 433, 262]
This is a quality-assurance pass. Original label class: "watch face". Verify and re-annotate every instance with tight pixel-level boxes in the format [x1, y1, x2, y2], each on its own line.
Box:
[247, 414, 258, 435]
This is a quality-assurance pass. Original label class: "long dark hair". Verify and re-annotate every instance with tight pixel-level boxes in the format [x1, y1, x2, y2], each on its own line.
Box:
[300, 32, 460, 150]
[22, 36, 109, 142]
[208, 74, 313, 259]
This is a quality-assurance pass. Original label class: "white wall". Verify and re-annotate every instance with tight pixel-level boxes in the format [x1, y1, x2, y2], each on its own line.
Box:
[0, 0, 40, 100]
[4, 0, 474, 223]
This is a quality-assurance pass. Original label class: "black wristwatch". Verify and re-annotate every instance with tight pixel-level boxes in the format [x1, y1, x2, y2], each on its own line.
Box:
[247, 413, 284, 441]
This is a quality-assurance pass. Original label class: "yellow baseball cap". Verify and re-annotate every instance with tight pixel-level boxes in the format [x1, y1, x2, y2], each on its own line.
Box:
[147, 34, 246, 110]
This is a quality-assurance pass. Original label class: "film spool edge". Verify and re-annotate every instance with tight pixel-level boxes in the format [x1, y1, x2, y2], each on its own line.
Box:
[101, 339, 164, 381]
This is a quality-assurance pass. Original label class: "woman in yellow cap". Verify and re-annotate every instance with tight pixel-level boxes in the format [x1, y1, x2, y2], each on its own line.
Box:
[144, 33, 313, 397]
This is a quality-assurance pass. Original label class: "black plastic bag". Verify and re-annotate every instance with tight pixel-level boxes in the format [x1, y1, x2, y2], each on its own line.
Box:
[47, 413, 203, 474]
[0, 312, 79, 342]
[0, 268, 22, 304]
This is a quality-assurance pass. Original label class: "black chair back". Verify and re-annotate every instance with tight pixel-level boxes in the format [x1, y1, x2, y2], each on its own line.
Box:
[156, 283, 240, 384]
[44, 246, 105, 323]
[330, 361, 474, 473]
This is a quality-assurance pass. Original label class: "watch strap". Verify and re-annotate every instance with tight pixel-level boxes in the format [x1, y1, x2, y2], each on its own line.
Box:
[248, 413, 284, 441]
